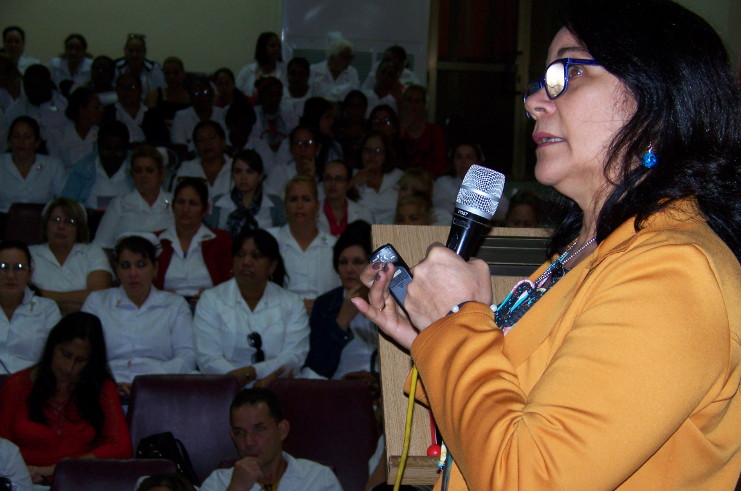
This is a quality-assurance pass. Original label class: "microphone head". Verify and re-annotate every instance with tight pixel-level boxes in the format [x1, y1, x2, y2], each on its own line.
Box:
[455, 164, 506, 219]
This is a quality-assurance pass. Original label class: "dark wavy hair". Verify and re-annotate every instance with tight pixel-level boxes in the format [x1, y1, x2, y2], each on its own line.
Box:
[27, 312, 113, 438]
[254, 32, 282, 67]
[547, 0, 741, 262]
[232, 228, 287, 287]
[332, 220, 371, 272]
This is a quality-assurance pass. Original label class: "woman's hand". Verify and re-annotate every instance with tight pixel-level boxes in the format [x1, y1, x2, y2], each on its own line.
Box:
[336, 283, 369, 330]
[253, 366, 292, 389]
[28, 464, 55, 484]
[116, 382, 132, 397]
[228, 366, 257, 386]
[302, 298, 315, 316]
[405, 245, 493, 329]
[352, 262, 418, 350]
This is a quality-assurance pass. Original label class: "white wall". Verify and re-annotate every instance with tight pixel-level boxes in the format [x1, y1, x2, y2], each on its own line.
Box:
[0, 0, 282, 74]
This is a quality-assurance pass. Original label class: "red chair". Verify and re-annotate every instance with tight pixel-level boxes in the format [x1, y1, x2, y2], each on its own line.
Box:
[50, 458, 176, 491]
[3, 203, 45, 245]
[269, 378, 379, 491]
[127, 374, 240, 485]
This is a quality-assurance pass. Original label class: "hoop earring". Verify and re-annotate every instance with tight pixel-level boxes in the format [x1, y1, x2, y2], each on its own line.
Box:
[641, 146, 658, 169]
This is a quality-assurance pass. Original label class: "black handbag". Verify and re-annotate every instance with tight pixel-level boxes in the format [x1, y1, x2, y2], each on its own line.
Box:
[135, 431, 199, 485]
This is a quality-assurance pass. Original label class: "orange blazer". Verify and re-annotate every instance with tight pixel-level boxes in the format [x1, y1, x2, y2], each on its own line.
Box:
[411, 199, 741, 490]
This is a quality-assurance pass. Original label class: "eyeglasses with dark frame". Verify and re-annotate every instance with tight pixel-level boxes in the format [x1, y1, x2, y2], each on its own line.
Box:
[523, 57, 601, 117]
[0, 263, 29, 274]
[247, 332, 265, 364]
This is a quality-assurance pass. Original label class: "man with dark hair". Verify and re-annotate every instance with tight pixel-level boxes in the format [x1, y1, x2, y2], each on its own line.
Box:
[199, 388, 341, 491]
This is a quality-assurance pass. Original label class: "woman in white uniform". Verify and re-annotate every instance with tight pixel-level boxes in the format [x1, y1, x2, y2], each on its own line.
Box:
[93, 145, 173, 249]
[235, 32, 287, 97]
[267, 176, 340, 315]
[30, 198, 112, 315]
[194, 228, 309, 388]
[0, 241, 60, 375]
[82, 234, 195, 396]
[352, 131, 403, 224]
[0, 116, 65, 213]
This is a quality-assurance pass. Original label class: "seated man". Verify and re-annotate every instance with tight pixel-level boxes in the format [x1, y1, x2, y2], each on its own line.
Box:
[200, 388, 341, 491]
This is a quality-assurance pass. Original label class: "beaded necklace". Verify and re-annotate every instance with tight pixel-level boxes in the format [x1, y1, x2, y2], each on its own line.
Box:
[495, 237, 596, 332]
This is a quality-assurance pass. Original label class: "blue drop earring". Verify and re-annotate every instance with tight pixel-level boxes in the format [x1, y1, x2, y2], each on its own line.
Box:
[641, 146, 658, 169]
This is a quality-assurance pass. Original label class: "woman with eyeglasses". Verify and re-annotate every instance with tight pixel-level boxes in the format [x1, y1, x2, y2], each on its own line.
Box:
[194, 228, 309, 388]
[82, 235, 195, 398]
[368, 104, 406, 170]
[264, 125, 320, 197]
[93, 145, 173, 249]
[0, 312, 131, 485]
[0, 241, 60, 375]
[208, 149, 286, 237]
[318, 160, 372, 236]
[356, 1, 741, 488]
[352, 130, 403, 224]
[0, 116, 65, 214]
[170, 78, 226, 154]
[268, 176, 340, 315]
[29, 198, 112, 315]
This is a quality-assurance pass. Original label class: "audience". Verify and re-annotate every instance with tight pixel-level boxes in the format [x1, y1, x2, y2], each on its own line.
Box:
[193, 228, 310, 387]
[170, 78, 225, 153]
[85, 55, 118, 106]
[30, 198, 113, 315]
[104, 72, 169, 146]
[299, 97, 343, 178]
[264, 125, 321, 197]
[305, 221, 378, 381]
[505, 190, 543, 228]
[361, 45, 420, 90]
[94, 144, 173, 249]
[362, 58, 403, 115]
[115, 33, 165, 96]
[352, 130, 403, 224]
[368, 104, 405, 170]
[0, 116, 65, 213]
[208, 148, 286, 236]
[199, 388, 341, 490]
[48, 33, 92, 90]
[399, 84, 446, 176]
[47, 87, 103, 172]
[268, 176, 341, 315]
[2, 26, 39, 75]
[213, 67, 249, 111]
[252, 77, 297, 153]
[0, 241, 61, 375]
[62, 120, 133, 211]
[397, 167, 447, 225]
[144, 56, 191, 126]
[175, 120, 232, 199]
[394, 194, 434, 226]
[5, 64, 68, 141]
[318, 159, 373, 236]
[336, 90, 369, 163]
[310, 34, 359, 102]
[154, 178, 233, 305]
[0, 312, 132, 484]
[236, 31, 287, 98]
[282, 57, 314, 123]
[82, 235, 195, 397]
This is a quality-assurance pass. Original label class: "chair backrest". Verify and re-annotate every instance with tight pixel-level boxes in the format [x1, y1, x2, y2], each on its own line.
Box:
[127, 374, 240, 485]
[269, 378, 379, 491]
[50, 458, 177, 491]
[0, 374, 8, 391]
[3, 202, 46, 245]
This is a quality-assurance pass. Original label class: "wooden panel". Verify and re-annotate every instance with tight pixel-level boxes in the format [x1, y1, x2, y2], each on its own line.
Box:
[372, 224, 549, 484]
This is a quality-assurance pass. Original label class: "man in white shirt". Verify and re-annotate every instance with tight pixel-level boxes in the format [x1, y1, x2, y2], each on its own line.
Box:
[200, 388, 341, 491]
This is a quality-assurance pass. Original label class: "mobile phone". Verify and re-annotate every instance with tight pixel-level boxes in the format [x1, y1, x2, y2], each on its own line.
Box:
[370, 243, 413, 310]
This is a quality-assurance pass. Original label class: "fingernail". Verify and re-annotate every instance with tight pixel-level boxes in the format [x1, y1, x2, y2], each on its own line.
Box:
[372, 262, 382, 270]
[374, 272, 381, 281]
[382, 263, 389, 272]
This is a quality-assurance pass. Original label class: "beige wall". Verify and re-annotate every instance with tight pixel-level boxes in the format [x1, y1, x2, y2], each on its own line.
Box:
[0, 0, 282, 74]
[677, 0, 741, 69]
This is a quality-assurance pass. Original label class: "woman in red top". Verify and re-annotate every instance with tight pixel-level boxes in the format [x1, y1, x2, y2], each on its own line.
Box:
[399, 84, 446, 177]
[0, 312, 131, 484]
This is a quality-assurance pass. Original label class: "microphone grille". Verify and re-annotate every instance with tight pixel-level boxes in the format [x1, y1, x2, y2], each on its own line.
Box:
[456, 165, 506, 218]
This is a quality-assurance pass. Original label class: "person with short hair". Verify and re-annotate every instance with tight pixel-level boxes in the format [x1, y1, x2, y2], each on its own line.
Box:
[30, 198, 113, 315]
[93, 145, 173, 249]
[199, 387, 341, 491]
[310, 34, 359, 102]
[0, 115, 65, 213]
[0, 241, 61, 375]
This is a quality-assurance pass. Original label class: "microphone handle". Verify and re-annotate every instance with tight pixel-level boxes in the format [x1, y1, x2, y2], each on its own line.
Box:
[445, 210, 491, 261]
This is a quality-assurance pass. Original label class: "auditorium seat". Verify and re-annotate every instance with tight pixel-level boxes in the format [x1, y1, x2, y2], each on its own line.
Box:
[50, 458, 177, 491]
[269, 378, 379, 491]
[127, 374, 240, 485]
[3, 203, 46, 245]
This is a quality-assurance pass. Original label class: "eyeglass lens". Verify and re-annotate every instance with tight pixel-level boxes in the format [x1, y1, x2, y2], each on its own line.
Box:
[0, 263, 28, 273]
